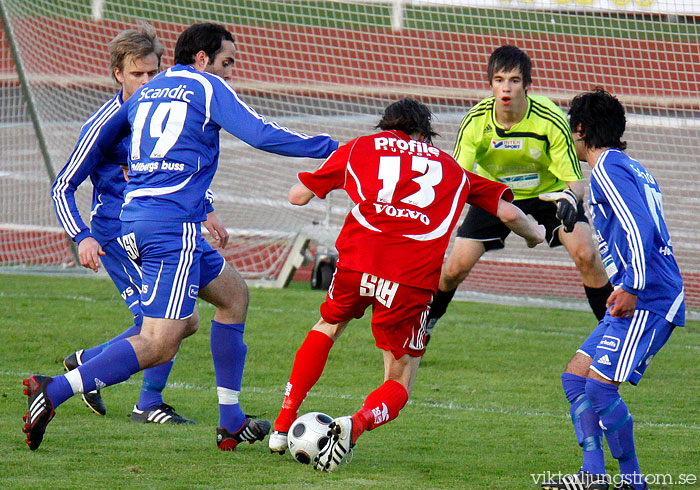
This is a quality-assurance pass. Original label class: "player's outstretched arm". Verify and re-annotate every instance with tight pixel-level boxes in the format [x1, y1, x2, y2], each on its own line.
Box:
[496, 199, 545, 248]
[289, 183, 315, 206]
[210, 78, 338, 159]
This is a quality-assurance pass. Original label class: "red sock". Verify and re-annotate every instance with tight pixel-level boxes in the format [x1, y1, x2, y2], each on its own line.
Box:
[274, 330, 334, 432]
[351, 380, 408, 444]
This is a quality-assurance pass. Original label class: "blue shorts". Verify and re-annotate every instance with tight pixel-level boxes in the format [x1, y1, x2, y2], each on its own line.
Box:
[119, 221, 226, 320]
[100, 237, 143, 317]
[93, 218, 143, 319]
[94, 219, 225, 320]
[199, 239, 226, 290]
[578, 310, 674, 385]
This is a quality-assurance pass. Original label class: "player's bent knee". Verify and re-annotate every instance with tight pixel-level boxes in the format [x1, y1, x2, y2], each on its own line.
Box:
[156, 343, 181, 366]
[442, 261, 471, 288]
[569, 245, 599, 269]
[200, 267, 249, 316]
[219, 277, 249, 310]
[214, 295, 248, 324]
[565, 353, 592, 377]
[312, 319, 346, 341]
[183, 315, 199, 338]
[138, 336, 181, 368]
[564, 234, 598, 265]
[229, 290, 249, 314]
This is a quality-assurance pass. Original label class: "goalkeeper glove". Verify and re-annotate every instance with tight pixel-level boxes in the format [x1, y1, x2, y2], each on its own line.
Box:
[539, 188, 578, 233]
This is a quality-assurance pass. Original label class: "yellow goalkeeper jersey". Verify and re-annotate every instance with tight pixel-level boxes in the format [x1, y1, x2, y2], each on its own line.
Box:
[452, 95, 582, 200]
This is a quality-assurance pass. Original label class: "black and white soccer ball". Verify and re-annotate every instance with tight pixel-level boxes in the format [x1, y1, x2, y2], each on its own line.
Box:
[287, 411, 333, 464]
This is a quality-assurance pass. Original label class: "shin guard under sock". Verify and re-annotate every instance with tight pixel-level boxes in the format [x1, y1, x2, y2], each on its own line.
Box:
[562, 373, 605, 474]
[211, 321, 247, 432]
[587, 378, 642, 489]
[49, 339, 140, 407]
[275, 330, 334, 432]
[351, 380, 409, 444]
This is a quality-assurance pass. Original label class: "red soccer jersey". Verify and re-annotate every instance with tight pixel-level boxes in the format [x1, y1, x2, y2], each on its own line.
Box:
[298, 130, 513, 290]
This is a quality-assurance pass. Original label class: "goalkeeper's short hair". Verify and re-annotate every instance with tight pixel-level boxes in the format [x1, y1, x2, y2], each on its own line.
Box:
[376, 98, 438, 144]
[108, 24, 164, 82]
[487, 45, 532, 88]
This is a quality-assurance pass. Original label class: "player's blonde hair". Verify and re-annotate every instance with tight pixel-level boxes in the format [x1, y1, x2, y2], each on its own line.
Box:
[108, 24, 164, 82]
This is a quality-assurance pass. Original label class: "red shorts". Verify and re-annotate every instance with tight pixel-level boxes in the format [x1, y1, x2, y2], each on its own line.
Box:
[320, 265, 433, 359]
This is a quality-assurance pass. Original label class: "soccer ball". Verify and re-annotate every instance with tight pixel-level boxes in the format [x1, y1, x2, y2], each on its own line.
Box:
[287, 411, 333, 464]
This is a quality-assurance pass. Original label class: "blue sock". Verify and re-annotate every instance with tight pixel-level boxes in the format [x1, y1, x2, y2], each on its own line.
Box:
[47, 339, 140, 407]
[81, 323, 141, 362]
[587, 378, 644, 489]
[210, 321, 246, 432]
[137, 358, 174, 410]
[562, 373, 605, 475]
[44, 375, 74, 409]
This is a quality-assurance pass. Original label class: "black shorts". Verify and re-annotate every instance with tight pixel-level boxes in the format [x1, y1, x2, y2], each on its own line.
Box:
[456, 197, 588, 251]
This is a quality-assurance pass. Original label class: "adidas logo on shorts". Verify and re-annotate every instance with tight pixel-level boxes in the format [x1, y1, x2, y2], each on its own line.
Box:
[597, 354, 612, 366]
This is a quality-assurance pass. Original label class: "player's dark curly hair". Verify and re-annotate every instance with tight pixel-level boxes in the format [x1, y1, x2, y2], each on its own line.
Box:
[174, 23, 234, 66]
[487, 45, 532, 88]
[376, 98, 439, 144]
[568, 87, 627, 151]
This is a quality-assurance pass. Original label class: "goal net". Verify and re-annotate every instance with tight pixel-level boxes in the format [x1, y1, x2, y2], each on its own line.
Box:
[1, 1, 698, 311]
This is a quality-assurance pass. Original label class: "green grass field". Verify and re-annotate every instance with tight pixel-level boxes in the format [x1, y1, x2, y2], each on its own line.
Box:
[1, 273, 698, 489]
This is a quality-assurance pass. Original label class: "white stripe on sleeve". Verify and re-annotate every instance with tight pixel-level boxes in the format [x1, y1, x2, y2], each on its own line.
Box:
[592, 152, 645, 290]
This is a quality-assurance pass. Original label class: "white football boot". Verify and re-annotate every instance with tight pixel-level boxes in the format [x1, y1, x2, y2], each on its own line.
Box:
[314, 416, 354, 472]
[268, 430, 288, 454]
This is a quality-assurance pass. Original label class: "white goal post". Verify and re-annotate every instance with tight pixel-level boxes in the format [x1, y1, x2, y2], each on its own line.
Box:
[1, 0, 698, 313]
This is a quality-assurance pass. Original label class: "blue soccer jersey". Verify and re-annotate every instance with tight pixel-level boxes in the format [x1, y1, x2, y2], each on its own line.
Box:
[87, 64, 338, 223]
[68, 64, 337, 320]
[52, 90, 219, 245]
[51, 91, 221, 315]
[589, 149, 685, 326]
[52, 93, 127, 244]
